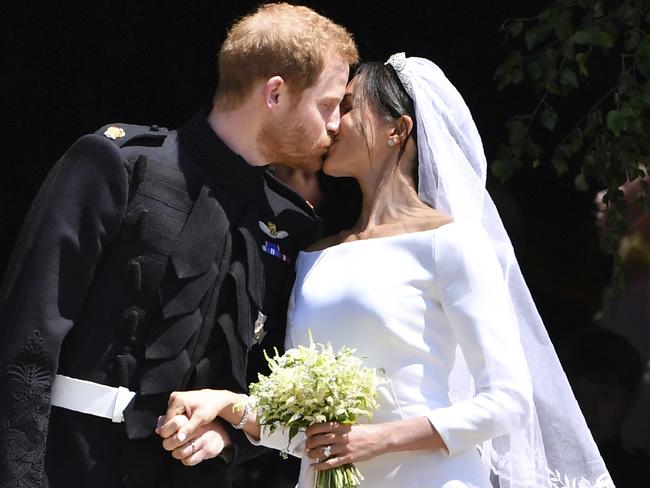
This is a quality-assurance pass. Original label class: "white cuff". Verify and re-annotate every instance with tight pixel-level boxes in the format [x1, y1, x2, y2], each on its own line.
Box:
[245, 425, 306, 458]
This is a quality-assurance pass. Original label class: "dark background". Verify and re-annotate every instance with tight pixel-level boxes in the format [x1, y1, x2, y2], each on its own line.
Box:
[1, 0, 611, 331]
[0, 0, 616, 484]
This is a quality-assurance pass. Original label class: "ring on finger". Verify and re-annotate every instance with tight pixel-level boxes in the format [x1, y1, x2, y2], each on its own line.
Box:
[323, 444, 332, 459]
[189, 440, 196, 454]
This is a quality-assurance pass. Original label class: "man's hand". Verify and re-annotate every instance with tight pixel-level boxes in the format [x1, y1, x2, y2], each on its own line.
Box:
[157, 414, 232, 466]
[159, 389, 233, 443]
[156, 389, 246, 450]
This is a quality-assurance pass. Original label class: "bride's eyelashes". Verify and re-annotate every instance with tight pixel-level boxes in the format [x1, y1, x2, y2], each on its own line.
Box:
[339, 93, 353, 115]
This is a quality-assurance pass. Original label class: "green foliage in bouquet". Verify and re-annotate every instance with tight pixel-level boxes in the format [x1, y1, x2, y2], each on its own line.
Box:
[249, 333, 383, 488]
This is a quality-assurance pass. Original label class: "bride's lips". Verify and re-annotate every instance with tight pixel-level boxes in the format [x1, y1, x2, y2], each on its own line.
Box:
[323, 141, 337, 160]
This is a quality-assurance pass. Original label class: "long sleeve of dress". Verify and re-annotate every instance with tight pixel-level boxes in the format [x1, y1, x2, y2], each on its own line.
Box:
[0, 134, 129, 485]
[427, 223, 533, 456]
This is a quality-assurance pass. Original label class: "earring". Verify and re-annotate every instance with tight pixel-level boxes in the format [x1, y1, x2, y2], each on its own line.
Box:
[387, 136, 397, 146]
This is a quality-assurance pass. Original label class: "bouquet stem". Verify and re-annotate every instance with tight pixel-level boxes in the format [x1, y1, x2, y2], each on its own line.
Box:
[315, 463, 365, 488]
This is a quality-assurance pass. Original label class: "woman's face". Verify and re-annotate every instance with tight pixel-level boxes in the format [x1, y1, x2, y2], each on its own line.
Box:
[322, 77, 393, 178]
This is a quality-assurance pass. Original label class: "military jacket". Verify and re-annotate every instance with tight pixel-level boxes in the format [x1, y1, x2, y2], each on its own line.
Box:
[0, 110, 321, 487]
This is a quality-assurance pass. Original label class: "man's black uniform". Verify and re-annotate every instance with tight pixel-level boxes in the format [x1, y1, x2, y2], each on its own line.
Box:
[0, 110, 321, 487]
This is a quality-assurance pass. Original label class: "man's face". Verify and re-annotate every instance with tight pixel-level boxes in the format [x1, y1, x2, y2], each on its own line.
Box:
[258, 55, 349, 172]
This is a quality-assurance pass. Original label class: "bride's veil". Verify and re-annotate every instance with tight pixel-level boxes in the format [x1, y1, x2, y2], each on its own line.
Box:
[385, 53, 613, 488]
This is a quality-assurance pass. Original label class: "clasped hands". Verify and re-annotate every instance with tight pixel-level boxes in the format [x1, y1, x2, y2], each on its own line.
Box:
[156, 389, 235, 466]
[155, 389, 389, 468]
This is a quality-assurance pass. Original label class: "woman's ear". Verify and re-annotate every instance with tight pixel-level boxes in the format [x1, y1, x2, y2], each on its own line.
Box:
[396, 115, 414, 142]
[389, 115, 414, 145]
[263, 76, 286, 109]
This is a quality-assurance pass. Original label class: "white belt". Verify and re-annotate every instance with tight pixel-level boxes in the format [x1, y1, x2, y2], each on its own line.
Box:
[50, 374, 136, 423]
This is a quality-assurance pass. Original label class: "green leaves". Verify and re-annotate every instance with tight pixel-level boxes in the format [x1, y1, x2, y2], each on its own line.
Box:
[617, 4, 639, 26]
[575, 51, 590, 75]
[495, 51, 524, 90]
[559, 68, 579, 88]
[584, 109, 603, 136]
[526, 27, 541, 51]
[494, 0, 650, 290]
[552, 144, 573, 175]
[634, 36, 650, 77]
[507, 119, 527, 151]
[541, 106, 558, 130]
[607, 105, 636, 136]
[593, 29, 615, 49]
[607, 110, 627, 135]
[573, 29, 592, 44]
[575, 173, 589, 191]
[315, 464, 365, 488]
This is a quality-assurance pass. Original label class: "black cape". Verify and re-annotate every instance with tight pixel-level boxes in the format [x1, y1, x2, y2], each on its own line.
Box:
[0, 110, 322, 488]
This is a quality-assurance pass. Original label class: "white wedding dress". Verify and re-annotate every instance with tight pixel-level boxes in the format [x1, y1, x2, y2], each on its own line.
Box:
[251, 221, 534, 487]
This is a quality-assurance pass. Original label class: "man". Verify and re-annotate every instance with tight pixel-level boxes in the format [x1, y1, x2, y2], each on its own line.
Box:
[0, 3, 358, 487]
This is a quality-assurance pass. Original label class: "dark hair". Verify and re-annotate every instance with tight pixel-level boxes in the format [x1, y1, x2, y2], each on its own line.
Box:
[352, 62, 418, 183]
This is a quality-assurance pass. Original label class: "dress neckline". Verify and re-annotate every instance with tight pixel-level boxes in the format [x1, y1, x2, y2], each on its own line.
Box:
[299, 221, 457, 256]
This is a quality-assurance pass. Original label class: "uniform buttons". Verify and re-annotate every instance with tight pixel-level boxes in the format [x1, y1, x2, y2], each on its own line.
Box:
[128, 259, 142, 292]
[137, 209, 150, 240]
[122, 308, 139, 343]
[150, 124, 160, 132]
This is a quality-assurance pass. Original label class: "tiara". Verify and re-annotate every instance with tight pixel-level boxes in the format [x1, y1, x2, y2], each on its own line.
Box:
[385, 52, 413, 97]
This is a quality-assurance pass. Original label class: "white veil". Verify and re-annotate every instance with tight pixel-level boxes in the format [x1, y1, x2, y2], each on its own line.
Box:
[385, 53, 614, 488]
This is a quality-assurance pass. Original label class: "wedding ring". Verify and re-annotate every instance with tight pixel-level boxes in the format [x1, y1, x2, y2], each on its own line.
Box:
[190, 440, 196, 454]
[323, 445, 332, 458]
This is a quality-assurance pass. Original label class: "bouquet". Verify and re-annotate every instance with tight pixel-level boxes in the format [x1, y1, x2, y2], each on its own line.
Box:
[249, 333, 383, 488]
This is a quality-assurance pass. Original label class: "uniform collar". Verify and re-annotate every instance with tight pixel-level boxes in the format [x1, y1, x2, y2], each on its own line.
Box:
[178, 108, 266, 193]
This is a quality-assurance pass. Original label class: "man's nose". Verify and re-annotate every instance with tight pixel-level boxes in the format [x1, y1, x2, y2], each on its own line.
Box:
[326, 107, 341, 135]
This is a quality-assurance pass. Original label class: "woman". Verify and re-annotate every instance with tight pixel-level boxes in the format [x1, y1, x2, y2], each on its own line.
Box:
[157, 54, 613, 487]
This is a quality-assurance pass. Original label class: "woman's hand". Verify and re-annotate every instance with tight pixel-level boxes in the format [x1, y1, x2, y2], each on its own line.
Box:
[305, 422, 389, 470]
[158, 414, 232, 466]
[305, 417, 445, 470]
[158, 389, 242, 443]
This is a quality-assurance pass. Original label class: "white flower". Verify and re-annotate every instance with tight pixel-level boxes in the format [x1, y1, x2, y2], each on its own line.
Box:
[250, 335, 382, 434]
[248, 332, 384, 488]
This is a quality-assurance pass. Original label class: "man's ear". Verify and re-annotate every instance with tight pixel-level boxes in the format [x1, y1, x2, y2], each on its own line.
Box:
[263, 76, 286, 110]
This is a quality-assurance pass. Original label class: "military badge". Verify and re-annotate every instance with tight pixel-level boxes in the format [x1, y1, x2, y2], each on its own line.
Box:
[259, 221, 289, 239]
[103, 126, 126, 140]
[261, 241, 289, 262]
[253, 311, 267, 344]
